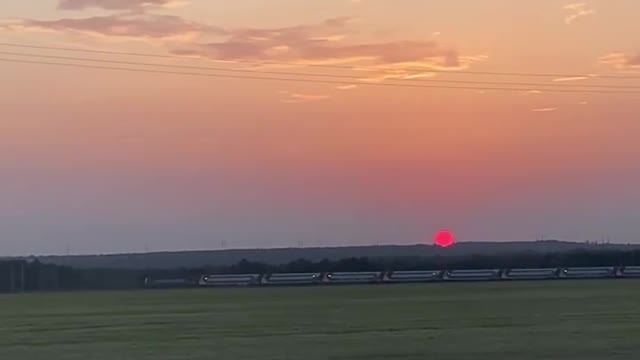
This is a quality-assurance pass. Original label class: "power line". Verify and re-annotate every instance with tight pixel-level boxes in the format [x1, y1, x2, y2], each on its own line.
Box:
[3, 57, 640, 94]
[0, 58, 640, 94]
[2, 42, 639, 80]
[3, 50, 640, 90]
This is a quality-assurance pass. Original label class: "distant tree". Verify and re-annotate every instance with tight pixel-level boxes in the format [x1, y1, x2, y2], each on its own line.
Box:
[4, 248, 640, 292]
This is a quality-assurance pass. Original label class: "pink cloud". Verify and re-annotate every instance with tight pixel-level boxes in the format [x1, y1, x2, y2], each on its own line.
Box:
[170, 18, 483, 79]
[4, 13, 483, 79]
[57, 0, 186, 11]
[8, 13, 222, 40]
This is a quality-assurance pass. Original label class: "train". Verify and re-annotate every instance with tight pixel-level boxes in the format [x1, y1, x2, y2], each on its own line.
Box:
[144, 266, 640, 288]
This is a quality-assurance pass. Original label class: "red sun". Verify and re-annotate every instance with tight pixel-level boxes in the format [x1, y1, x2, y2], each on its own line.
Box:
[434, 230, 456, 248]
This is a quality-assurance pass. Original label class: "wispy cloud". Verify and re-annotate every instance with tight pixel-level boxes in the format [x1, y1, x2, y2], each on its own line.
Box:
[171, 18, 487, 80]
[553, 76, 591, 82]
[3, 12, 486, 81]
[563, 3, 595, 25]
[279, 91, 329, 104]
[337, 84, 358, 90]
[531, 107, 558, 112]
[57, 0, 188, 11]
[4, 13, 220, 41]
[599, 52, 640, 71]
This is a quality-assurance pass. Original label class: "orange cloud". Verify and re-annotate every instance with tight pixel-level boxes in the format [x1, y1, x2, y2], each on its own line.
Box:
[6, 13, 222, 41]
[170, 18, 484, 80]
[5, 13, 484, 80]
[552, 76, 591, 82]
[599, 52, 640, 71]
[279, 91, 329, 103]
[563, 3, 595, 25]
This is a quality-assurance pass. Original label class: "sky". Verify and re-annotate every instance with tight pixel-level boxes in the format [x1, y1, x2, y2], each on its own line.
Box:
[1, 0, 640, 255]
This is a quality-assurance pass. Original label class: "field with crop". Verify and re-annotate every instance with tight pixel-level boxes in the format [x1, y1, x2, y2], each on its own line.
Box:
[1, 280, 639, 360]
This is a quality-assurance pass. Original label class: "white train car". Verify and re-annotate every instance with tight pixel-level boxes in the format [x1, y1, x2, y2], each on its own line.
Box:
[559, 267, 616, 279]
[324, 272, 382, 284]
[199, 274, 261, 287]
[618, 266, 640, 278]
[443, 269, 501, 281]
[384, 270, 443, 283]
[261, 273, 322, 286]
[502, 268, 559, 280]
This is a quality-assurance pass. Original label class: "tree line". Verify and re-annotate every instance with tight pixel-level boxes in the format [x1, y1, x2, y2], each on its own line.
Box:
[1, 248, 640, 293]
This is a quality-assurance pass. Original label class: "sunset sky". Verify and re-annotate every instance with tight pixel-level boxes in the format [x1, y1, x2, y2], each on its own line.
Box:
[1, 0, 639, 255]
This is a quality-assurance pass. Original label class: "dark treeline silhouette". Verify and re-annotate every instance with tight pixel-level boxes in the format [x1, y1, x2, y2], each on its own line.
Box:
[37, 241, 640, 270]
[213, 249, 640, 274]
[1, 249, 640, 293]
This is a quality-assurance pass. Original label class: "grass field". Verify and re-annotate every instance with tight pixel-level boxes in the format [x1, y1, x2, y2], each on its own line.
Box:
[1, 280, 639, 360]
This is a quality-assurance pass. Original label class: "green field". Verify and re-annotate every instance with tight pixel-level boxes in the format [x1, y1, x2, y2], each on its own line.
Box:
[1, 280, 639, 360]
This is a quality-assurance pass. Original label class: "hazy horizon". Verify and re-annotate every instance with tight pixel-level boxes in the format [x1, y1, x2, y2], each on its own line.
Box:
[6, 238, 637, 258]
[2, 0, 640, 256]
